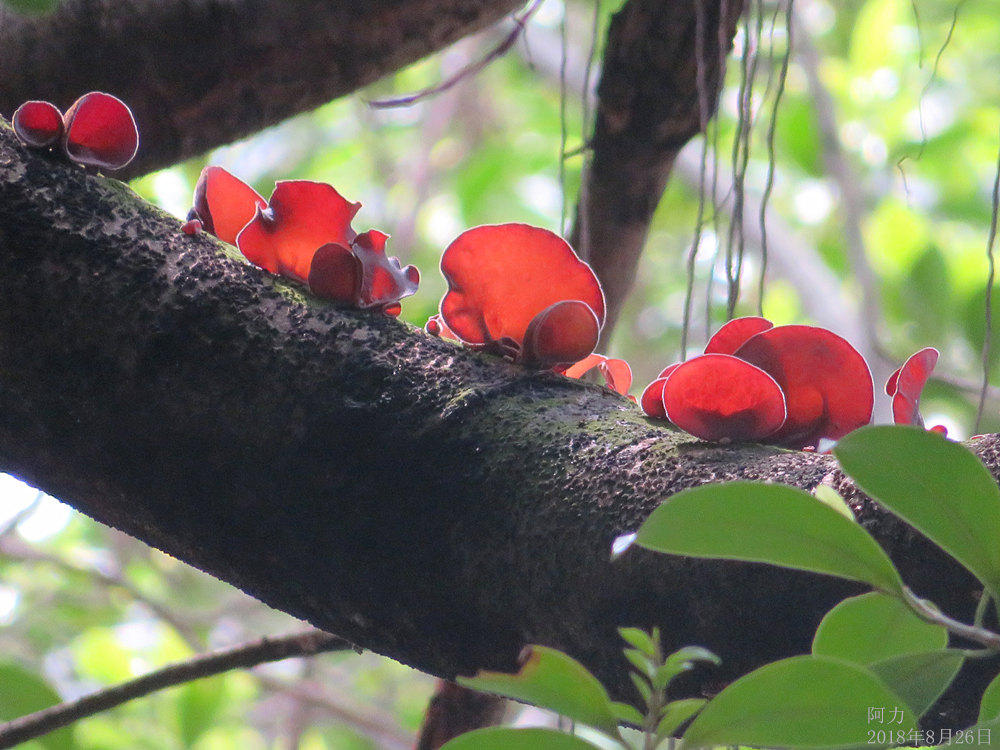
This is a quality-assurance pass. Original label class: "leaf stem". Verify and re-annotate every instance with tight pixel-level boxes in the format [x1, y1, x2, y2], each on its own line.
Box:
[903, 587, 1000, 650]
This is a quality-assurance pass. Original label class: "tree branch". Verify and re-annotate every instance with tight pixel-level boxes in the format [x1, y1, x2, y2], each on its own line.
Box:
[0, 123, 995, 730]
[0, 630, 351, 749]
[0, 0, 527, 178]
[569, 0, 745, 339]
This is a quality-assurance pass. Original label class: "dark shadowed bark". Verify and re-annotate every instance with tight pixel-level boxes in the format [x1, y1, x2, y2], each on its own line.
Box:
[0, 124, 996, 730]
[416, 681, 507, 749]
[571, 0, 745, 338]
[0, 0, 526, 178]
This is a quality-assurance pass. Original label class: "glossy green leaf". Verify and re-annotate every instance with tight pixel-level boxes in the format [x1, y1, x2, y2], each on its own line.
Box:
[979, 671, 1000, 723]
[653, 647, 720, 691]
[835, 426, 1000, 597]
[868, 650, 964, 718]
[680, 655, 916, 749]
[458, 646, 620, 734]
[635, 482, 903, 594]
[813, 592, 948, 664]
[0, 662, 76, 750]
[656, 698, 706, 740]
[618, 627, 657, 657]
[440, 727, 600, 750]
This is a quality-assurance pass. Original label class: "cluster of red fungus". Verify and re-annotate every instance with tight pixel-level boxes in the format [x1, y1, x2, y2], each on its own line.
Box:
[13, 92, 139, 171]
[425, 224, 630, 393]
[186, 167, 419, 316]
[638, 317, 942, 449]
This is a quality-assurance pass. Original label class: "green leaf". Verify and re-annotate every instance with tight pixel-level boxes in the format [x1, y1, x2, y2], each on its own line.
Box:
[635, 482, 903, 594]
[0, 662, 76, 750]
[978, 671, 1000, 723]
[458, 646, 620, 735]
[656, 698, 706, 740]
[813, 592, 948, 665]
[623, 648, 655, 678]
[612, 700, 645, 727]
[440, 727, 601, 750]
[619, 627, 657, 657]
[813, 485, 856, 521]
[653, 648, 720, 691]
[835, 426, 1000, 597]
[630, 672, 652, 704]
[680, 655, 916, 749]
[868, 650, 964, 718]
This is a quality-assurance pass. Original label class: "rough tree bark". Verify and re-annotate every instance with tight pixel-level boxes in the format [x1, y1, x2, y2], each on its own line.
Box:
[571, 0, 745, 337]
[0, 124, 996, 730]
[0, 0, 526, 179]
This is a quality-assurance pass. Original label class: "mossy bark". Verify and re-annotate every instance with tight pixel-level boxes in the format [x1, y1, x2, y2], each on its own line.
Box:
[0, 123, 995, 729]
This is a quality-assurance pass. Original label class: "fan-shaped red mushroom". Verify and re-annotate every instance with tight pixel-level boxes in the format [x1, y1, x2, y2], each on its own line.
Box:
[886, 347, 939, 428]
[563, 353, 633, 395]
[62, 92, 139, 171]
[704, 316, 774, 355]
[12, 100, 64, 148]
[237, 181, 361, 282]
[439, 224, 605, 363]
[191, 166, 266, 245]
[660, 354, 787, 442]
[733, 325, 873, 449]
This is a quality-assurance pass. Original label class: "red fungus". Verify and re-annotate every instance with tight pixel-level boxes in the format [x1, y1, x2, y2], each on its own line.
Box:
[349, 230, 420, 311]
[704, 316, 774, 355]
[425, 314, 460, 340]
[521, 300, 601, 369]
[62, 92, 139, 171]
[306, 243, 361, 305]
[191, 166, 265, 245]
[563, 353, 633, 395]
[237, 180, 360, 282]
[181, 218, 203, 235]
[439, 224, 605, 353]
[640, 364, 680, 419]
[886, 347, 939, 428]
[12, 100, 64, 148]
[733, 325, 873, 449]
[660, 354, 786, 442]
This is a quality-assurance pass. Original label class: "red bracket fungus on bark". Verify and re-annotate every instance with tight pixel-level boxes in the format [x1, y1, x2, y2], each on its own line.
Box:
[562, 353, 633, 396]
[886, 347, 942, 433]
[12, 100, 64, 148]
[660, 354, 787, 442]
[438, 224, 605, 368]
[641, 318, 874, 449]
[61, 92, 139, 171]
[733, 325, 874, 449]
[191, 166, 266, 244]
[187, 169, 418, 315]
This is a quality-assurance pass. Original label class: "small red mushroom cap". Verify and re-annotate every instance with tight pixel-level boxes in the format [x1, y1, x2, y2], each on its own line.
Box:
[733, 325, 873, 449]
[12, 100, 64, 148]
[704, 316, 774, 355]
[886, 347, 939, 427]
[350, 230, 420, 311]
[62, 92, 139, 171]
[562, 353, 633, 395]
[307, 242, 361, 304]
[640, 364, 680, 419]
[439, 224, 605, 347]
[237, 180, 360, 282]
[660, 354, 787, 442]
[192, 166, 265, 245]
[520, 300, 601, 369]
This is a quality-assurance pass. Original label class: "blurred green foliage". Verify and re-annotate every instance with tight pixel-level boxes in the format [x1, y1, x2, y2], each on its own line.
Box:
[6, 0, 1000, 746]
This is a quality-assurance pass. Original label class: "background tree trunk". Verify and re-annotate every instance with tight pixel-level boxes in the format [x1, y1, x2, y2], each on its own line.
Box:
[0, 123, 994, 729]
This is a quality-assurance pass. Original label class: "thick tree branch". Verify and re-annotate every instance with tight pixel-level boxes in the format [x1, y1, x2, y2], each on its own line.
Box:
[0, 124, 995, 730]
[0, 630, 350, 749]
[0, 0, 526, 178]
[570, 0, 745, 338]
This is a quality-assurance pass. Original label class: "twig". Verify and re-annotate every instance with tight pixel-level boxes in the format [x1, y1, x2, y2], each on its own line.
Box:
[368, 0, 544, 109]
[757, 0, 794, 315]
[0, 630, 353, 749]
[903, 587, 1000, 651]
[975, 127, 1000, 433]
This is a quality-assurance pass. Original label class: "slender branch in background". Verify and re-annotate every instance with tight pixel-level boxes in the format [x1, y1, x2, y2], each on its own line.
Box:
[794, 19, 895, 410]
[0, 492, 42, 541]
[975, 130, 1000, 433]
[909, 0, 924, 69]
[681, 0, 712, 358]
[706, 0, 733, 339]
[368, 0, 545, 109]
[897, 1, 964, 195]
[576, 0, 603, 262]
[559, 1, 570, 235]
[0, 631, 352, 750]
[725, 10, 753, 317]
[757, 0, 794, 316]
